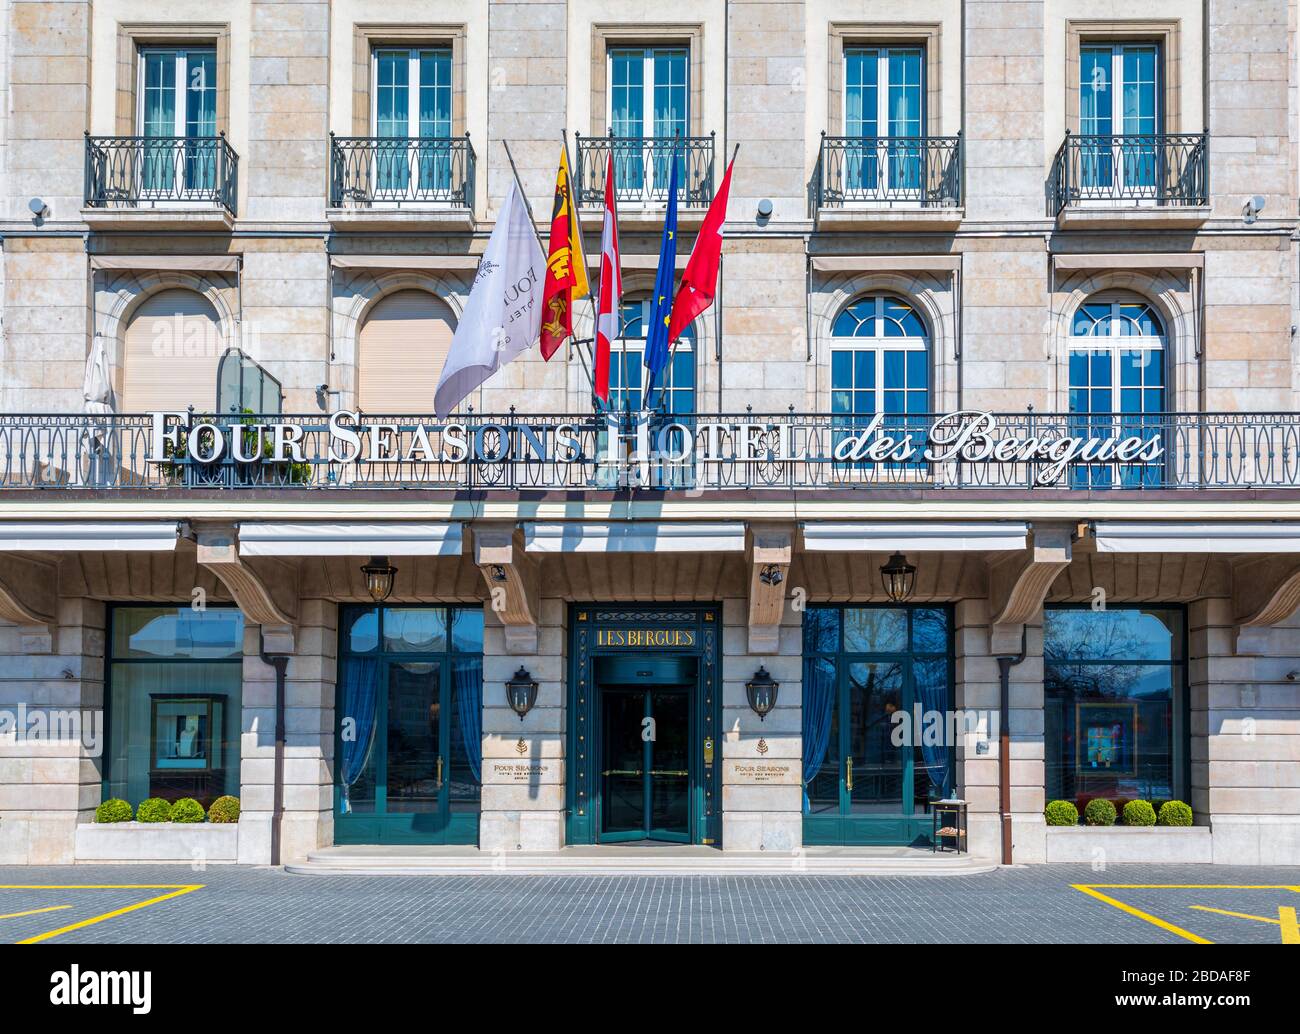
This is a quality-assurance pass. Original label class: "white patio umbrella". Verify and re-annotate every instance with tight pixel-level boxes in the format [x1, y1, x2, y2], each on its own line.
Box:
[81, 333, 116, 484]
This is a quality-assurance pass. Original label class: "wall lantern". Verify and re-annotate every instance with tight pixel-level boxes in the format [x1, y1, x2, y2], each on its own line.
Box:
[361, 556, 397, 603]
[880, 551, 917, 603]
[745, 666, 780, 721]
[505, 667, 539, 721]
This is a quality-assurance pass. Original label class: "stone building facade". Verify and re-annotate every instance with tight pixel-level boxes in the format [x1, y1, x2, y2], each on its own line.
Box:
[0, 0, 1298, 867]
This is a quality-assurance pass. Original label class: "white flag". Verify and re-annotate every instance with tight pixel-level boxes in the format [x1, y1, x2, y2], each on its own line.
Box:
[434, 179, 545, 419]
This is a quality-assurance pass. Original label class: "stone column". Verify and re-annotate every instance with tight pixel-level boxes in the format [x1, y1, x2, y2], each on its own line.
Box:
[238, 600, 336, 864]
[0, 598, 105, 864]
[954, 597, 1046, 862]
[720, 596, 803, 852]
[1190, 597, 1300, 864]
[479, 598, 566, 852]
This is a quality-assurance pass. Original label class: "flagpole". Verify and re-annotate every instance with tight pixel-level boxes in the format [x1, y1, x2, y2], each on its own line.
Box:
[502, 138, 598, 398]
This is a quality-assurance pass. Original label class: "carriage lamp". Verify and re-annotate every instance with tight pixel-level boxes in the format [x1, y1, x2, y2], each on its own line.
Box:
[880, 551, 917, 603]
[505, 667, 539, 721]
[361, 556, 397, 603]
[745, 666, 780, 721]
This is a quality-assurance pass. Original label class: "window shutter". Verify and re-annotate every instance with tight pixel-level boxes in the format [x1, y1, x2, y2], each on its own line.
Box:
[121, 289, 223, 413]
[358, 289, 456, 413]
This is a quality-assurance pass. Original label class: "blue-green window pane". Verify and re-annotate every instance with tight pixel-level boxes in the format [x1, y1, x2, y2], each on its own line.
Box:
[843, 608, 908, 653]
[912, 609, 949, 653]
[111, 607, 243, 660]
[802, 606, 841, 654]
[383, 608, 448, 653]
[451, 608, 484, 652]
[346, 608, 380, 653]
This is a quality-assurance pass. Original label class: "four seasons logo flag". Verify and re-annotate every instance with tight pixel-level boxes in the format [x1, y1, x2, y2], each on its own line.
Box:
[540, 146, 590, 360]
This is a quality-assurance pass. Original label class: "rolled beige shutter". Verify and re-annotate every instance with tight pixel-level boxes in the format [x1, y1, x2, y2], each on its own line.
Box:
[358, 289, 456, 413]
[121, 289, 223, 413]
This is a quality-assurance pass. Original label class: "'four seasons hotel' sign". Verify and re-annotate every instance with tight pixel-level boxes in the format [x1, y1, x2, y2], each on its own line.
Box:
[145, 409, 1163, 488]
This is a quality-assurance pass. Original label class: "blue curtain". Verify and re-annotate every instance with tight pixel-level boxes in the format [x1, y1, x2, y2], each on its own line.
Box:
[801, 656, 836, 813]
[339, 656, 380, 813]
[915, 660, 952, 798]
[453, 656, 483, 784]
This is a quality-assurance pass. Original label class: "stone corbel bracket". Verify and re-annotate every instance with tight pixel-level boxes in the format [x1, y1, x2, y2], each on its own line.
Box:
[1231, 554, 1300, 655]
[988, 522, 1073, 654]
[194, 523, 298, 654]
[0, 554, 59, 653]
[474, 523, 539, 654]
[747, 523, 794, 654]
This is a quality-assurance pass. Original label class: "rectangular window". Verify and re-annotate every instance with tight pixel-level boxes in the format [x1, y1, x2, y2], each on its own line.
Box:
[608, 298, 696, 415]
[106, 606, 244, 808]
[1044, 606, 1186, 810]
[608, 46, 689, 199]
[1078, 43, 1160, 194]
[137, 47, 218, 195]
[371, 47, 454, 196]
[843, 46, 924, 199]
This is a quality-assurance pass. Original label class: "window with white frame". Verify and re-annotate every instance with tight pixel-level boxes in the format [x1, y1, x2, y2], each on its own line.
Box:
[1078, 43, 1160, 196]
[138, 47, 217, 195]
[830, 295, 929, 466]
[842, 47, 924, 200]
[608, 297, 696, 414]
[608, 46, 689, 200]
[371, 47, 453, 196]
[1069, 294, 1167, 487]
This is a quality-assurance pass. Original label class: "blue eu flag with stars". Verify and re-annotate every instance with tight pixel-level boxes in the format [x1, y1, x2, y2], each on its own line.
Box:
[643, 149, 678, 406]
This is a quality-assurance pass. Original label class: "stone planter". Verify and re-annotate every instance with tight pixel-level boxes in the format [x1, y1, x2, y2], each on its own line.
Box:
[74, 822, 239, 863]
[1044, 825, 1212, 864]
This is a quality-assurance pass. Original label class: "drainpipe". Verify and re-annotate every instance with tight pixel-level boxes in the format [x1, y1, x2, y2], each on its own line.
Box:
[995, 625, 1027, 865]
[259, 632, 289, 866]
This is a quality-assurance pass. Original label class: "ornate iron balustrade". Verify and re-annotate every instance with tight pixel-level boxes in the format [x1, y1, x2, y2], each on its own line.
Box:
[84, 133, 239, 212]
[816, 133, 962, 209]
[574, 133, 715, 208]
[328, 133, 475, 209]
[3, 411, 1300, 493]
[1049, 132, 1208, 214]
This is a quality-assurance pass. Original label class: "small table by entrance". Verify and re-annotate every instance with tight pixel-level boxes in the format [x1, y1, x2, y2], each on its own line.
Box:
[931, 799, 968, 854]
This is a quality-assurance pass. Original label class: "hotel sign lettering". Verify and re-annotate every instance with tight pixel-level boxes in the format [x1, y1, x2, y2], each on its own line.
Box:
[595, 628, 696, 648]
[144, 409, 1163, 489]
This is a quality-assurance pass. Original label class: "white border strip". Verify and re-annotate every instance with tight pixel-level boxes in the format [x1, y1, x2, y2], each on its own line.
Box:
[0, 521, 179, 551]
[523, 522, 747, 553]
[1094, 521, 1300, 553]
[238, 522, 463, 557]
[802, 521, 1029, 552]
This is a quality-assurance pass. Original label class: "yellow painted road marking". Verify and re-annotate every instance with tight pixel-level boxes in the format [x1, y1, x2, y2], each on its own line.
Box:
[0, 905, 71, 920]
[1072, 884, 1212, 944]
[0, 885, 204, 945]
[1190, 905, 1279, 925]
[1280, 907, 1300, 945]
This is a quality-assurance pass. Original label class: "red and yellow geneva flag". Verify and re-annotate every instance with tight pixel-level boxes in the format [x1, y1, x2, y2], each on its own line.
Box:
[540, 147, 589, 360]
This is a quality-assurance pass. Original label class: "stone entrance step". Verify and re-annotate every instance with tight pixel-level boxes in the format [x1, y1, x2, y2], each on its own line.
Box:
[286, 844, 998, 876]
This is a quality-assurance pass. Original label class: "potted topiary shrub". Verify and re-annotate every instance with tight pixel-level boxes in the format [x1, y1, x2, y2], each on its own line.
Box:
[1083, 798, 1118, 826]
[135, 797, 174, 823]
[1157, 800, 1193, 826]
[1122, 800, 1157, 826]
[207, 795, 241, 823]
[1044, 799, 1079, 826]
[170, 798, 205, 823]
[94, 798, 132, 823]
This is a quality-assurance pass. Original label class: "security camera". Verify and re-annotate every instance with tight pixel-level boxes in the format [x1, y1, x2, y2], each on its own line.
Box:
[1243, 194, 1267, 224]
[1287, 670, 1299, 682]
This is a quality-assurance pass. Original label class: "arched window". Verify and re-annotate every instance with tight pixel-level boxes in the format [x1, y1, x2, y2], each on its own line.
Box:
[121, 288, 223, 413]
[1069, 294, 1166, 486]
[358, 289, 456, 413]
[608, 296, 696, 413]
[831, 292, 929, 415]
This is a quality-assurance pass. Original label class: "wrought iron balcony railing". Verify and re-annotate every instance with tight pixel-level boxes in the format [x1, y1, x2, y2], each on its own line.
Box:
[574, 132, 715, 208]
[328, 133, 476, 209]
[1049, 131, 1208, 214]
[84, 133, 239, 212]
[816, 133, 962, 209]
[3, 411, 1300, 494]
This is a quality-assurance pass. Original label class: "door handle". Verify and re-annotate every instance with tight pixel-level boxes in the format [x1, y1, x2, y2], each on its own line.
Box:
[649, 769, 689, 777]
[436, 755, 443, 789]
[601, 769, 643, 776]
[845, 756, 853, 792]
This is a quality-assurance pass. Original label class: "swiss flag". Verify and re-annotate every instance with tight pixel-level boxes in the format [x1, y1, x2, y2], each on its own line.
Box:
[666, 153, 735, 346]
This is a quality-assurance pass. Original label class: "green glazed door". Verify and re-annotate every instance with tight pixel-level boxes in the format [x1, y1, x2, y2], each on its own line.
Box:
[599, 687, 691, 843]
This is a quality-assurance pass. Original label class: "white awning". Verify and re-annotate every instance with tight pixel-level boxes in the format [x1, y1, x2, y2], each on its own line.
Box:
[0, 521, 179, 551]
[1094, 522, 1300, 553]
[238, 522, 463, 557]
[523, 522, 747, 553]
[801, 521, 1029, 552]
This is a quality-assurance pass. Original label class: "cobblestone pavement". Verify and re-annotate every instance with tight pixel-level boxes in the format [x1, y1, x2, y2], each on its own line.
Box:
[2, 864, 1298, 943]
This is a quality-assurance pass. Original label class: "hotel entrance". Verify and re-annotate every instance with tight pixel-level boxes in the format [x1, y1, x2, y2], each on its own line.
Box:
[568, 607, 721, 846]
